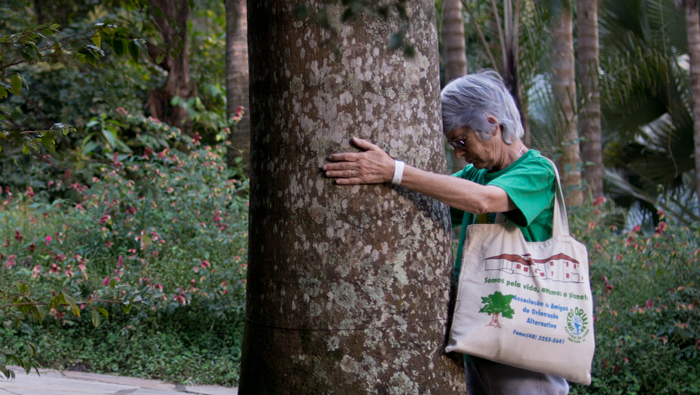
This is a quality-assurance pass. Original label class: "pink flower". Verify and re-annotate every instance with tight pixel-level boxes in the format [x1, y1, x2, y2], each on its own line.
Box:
[658, 222, 667, 233]
[588, 221, 595, 230]
[190, 279, 196, 286]
[102, 276, 110, 286]
[15, 230, 23, 242]
[201, 260, 211, 269]
[5, 255, 17, 268]
[645, 300, 653, 309]
[105, 241, 113, 248]
[49, 263, 60, 273]
[193, 132, 202, 145]
[235, 106, 244, 116]
[632, 225, 641, 233]
[592, 196, 606, 206]
[127, 206, 137, 215]
[99, 214, 111, 224]
[32, 265, 41, 278]
[153, 284, 163, 291]
[25, 187, 35, 198]
[116, 107, 127, 115]
[117, 255, 124, 268]
[28, 243, 36, 252]
[46, 236, 51, 246]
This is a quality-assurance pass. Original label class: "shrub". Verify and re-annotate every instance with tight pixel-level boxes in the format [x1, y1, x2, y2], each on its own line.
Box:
[570, 201, 700, 394]
[0, 133, 248, 385]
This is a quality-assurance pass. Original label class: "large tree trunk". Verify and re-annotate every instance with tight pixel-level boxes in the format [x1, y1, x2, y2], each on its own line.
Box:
[578, 0, 603, 200]
[225, 0, 251, 172]
[442, 0, 468, 173]
[239, 1, 466, 393]
[680, 0, 700, 204]
[145, 0, 191, 128]
[551, 4, 583, 206]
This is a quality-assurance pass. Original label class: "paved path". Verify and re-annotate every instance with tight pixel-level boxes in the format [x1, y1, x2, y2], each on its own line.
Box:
[0, 367, 238, 395]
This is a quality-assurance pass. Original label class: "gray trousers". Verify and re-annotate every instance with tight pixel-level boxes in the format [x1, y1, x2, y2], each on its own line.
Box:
[465, 358, 569, 395]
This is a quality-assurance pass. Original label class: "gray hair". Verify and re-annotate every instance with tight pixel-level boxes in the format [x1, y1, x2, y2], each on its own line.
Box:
[440, 69, 524, 144]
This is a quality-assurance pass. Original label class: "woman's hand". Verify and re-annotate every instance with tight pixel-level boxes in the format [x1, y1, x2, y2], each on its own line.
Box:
[323, 137, 396, 185]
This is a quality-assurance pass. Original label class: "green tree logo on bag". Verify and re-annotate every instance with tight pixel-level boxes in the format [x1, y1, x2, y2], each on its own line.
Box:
[565, 307, 590, 343]
[479, 291, 515, 328]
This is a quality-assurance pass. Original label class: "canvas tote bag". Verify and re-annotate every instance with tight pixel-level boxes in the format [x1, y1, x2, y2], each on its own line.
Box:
[445, 159, 595, 385]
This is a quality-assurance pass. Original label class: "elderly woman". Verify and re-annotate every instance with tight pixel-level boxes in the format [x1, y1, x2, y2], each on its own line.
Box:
[322, 70, 567, 395]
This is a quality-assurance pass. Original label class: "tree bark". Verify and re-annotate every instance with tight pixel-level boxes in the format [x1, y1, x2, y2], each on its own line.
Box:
[578, 0, 603, 200]
[680, 0, 700, 204]
[145, 0, 191, 128]
[225, 0, 251, 172]
[239, 1, 465, 393]
[551, 4, 583, 206]
[442, 0, 468, 173]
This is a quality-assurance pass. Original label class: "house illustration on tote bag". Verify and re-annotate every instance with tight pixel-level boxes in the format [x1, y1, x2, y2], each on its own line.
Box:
[484, 253, 585, 283]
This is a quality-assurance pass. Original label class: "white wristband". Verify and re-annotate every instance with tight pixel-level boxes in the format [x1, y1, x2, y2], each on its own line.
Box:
[392, 160, 405, 185]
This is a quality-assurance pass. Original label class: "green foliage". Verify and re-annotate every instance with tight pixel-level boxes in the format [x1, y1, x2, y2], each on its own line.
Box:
[569, 199, 700, 394]
[0, 135, 248, 383]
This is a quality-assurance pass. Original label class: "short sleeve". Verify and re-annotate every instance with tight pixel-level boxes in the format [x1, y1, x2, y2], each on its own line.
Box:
[487, 159, 555, 227]
[449, 164, 481, 227]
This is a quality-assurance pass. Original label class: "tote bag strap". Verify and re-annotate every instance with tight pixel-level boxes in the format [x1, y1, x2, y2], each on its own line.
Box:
[543, 158, 570, 237]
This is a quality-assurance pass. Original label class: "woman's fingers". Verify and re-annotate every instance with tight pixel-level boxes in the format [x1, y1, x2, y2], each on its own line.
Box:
[327, 152, 361, 162]
[323, 137, 394, 184]
[351, 137, 382, 152]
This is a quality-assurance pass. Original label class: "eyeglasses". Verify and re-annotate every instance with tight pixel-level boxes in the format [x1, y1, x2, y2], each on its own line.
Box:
[448, 138, 467, 150]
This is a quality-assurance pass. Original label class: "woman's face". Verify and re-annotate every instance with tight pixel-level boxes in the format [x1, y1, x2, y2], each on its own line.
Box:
[445, 125, 502, 170]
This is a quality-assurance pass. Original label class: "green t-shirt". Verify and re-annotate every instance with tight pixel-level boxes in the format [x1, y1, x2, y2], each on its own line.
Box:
[450, 149, 556, 279]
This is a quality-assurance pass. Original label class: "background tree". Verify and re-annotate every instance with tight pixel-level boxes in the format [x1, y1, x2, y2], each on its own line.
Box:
[578, 0, 603, 199]
[441, 0, 468, 173]
[442, 0, 468, 82]
[676, 0, 700, 204]
[240, 1, 465, 392]
[551, 1, 582, 206]
[225, 0, 250, 171]
[145, 0, 192, 128]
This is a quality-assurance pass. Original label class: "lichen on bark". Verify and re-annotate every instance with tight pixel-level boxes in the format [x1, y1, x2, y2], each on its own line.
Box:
[239, 1, 465, 393]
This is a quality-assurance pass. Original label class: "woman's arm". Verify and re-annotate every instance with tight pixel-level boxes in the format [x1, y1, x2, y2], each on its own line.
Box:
[323, 137, 517, 214]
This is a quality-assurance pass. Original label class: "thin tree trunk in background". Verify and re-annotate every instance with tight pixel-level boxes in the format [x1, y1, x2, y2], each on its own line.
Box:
[145, 0, 191, 128]
[239, 1, 465, 392]
[443, 0, 468, 173]
[493, 0, 528, 147]
[443, 0, 467, 81]
[225, 0, 250, 172]
[551, 3, 583, 206]
[679, 0, 700, 204]
[578, 0, 603, 200]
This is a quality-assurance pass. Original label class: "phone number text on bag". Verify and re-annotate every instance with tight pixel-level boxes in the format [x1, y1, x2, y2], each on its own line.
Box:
[513, 329, 565, 344]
